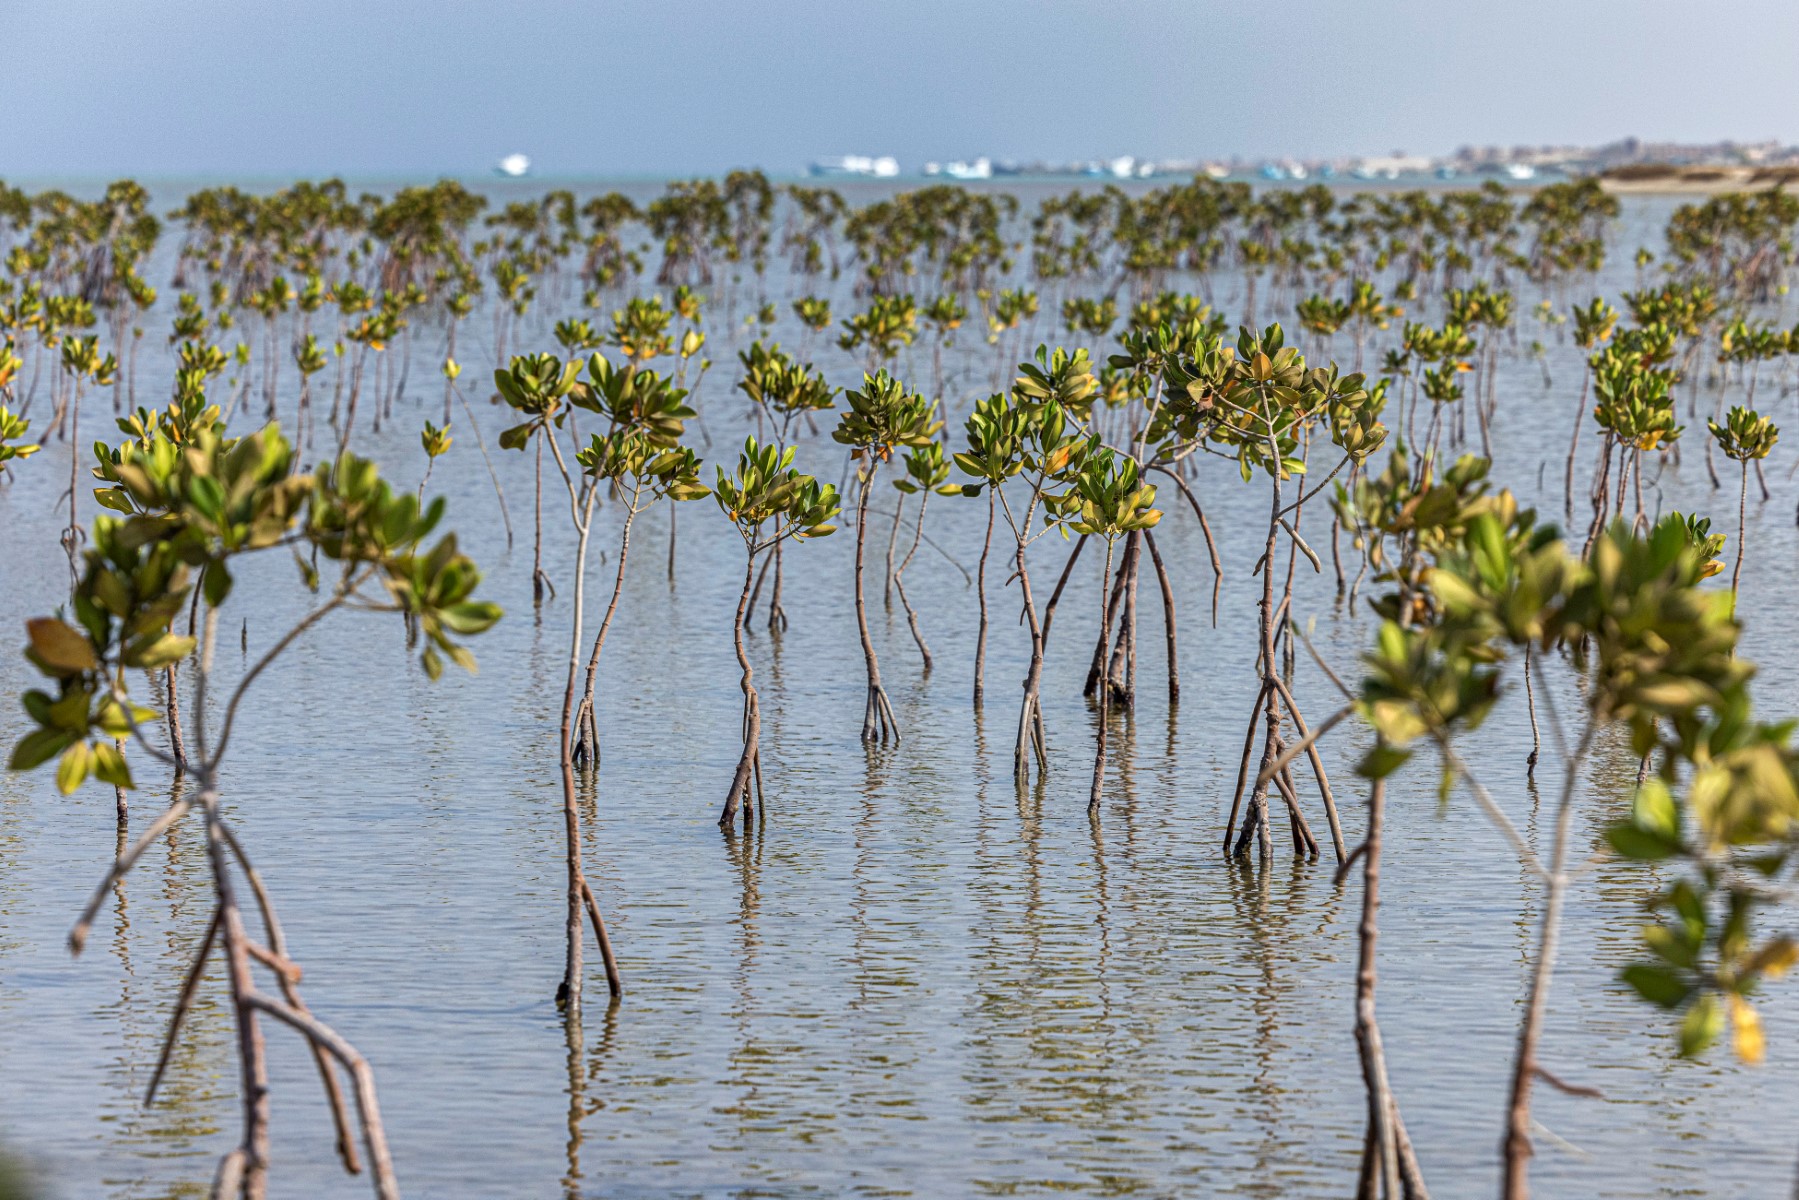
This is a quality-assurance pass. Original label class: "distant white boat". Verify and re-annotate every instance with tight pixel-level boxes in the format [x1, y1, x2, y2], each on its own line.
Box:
[496, 153, 531, 178]
[1504, 163, 1538, 181]
[945, 157, 992, 181]
[809, 155, 900, 178]
[1107, 156, 1137, 179]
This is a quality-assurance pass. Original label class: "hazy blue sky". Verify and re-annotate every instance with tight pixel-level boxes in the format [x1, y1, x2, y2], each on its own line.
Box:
[7, 0, 1799, 177]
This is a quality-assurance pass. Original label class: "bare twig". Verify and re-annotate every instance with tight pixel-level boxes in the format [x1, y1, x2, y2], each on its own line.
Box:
[244, 991, 399, 1200]
[1534, 1065, 1604, 1100]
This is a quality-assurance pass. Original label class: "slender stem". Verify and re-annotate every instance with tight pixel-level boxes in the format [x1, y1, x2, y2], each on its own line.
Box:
[557, 483, 602, 1016]
[1501, 720, 1597, 1200]
[575, 487, 641, 763]
[1090, 536, 1117, 815]
[1354, 776, 1404, 1199]
[974, 489, 995, 705]
[1732, 458, 1748, 610]
[212, 579, 365, 767]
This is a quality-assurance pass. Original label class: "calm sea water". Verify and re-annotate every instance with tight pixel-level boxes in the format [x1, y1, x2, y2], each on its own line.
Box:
[2, 182, 1797, 1198]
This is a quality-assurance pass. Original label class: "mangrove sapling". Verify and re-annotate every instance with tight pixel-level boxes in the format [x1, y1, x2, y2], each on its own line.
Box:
[417, 419, 451, 499]
[663, 341, 707, 586]
[923, 294, 967, 407]
[1065, 450, 1162, 814]
[1583, 324, 1680, 551]
[839, 294, 918, 375]
[1562, 299, 1619, 521]
[1156, 324, 1378, 860]
[792, 296, 832, 361]
[1091, 320, 1189, 709]
[713, 437, 840, 828]
[955, 346, 1099, 780]
[1708, 405, 1779, 608]
[328, 282, 374, 448]
[95, 389, 231, 779]
[58, 336, 118, 590]
[985, 289, 1038, 392]
[294, 333, 328, 451]
[1110, 316, 1233, 640]
[13, 421, 501, 1200]
[889, 441, 958, 671]
[441, 290, 474, 424]
[734, 342, 839, 629]
[444, 368, 515, 549]
[493, 352, 628, 1016]
[1260, 634, 1427, 1200]
[496, 352, 580, 606]
[564, 353, 708, 767]
[1360, 507, 1755, 1200]
[1324, 460, 1569, 1195]
[832, 370, 942, 743]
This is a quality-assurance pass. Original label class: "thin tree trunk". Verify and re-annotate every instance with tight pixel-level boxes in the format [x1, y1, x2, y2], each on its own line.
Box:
[556, 487, 604, 1016]
[533, 436, 548, 607]
[1085, 545, 1131, 699]
[854, 468, 898, 742]
[973, 490, 995, 706]
[1501, 726, 1594, 1200]
[202, 794, 271, 1199]
[336, 346, 366, 454]
[1732, 459, 1748, 612]
[165, 665, 188, 778]
[883, 492, 904, 611]
[1355, 777, 1403, 1199]
[1143, 529, 1179, 700]
[65, 382, 81, 592]
[574, 501, 638, 766]
[894, 491, 933, 671]
[720, 553, 761, 826]
[767, 533, 787, 630]
[1012, 530, 1049, 781]
[1090, 538, 1116, 815]
[1524, 644, 1541, 776]
[1563, 372, 1589, 522]
[1238, 458, 1285, 859]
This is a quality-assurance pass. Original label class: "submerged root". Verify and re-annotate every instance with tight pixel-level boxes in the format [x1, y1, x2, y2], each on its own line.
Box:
[571, 696, 600, 769]
[861, 682, 901, 744]
[720, 689, 763, 828]
[1012, 686, 1048, 782]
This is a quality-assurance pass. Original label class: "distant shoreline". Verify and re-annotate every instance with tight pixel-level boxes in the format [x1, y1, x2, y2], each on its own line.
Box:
[1599, 164, 1799, 194]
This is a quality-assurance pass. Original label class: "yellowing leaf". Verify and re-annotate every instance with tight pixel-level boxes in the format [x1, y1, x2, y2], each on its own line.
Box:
[27, 618, 97, 674]
[1730, 994, 1766, 1064]
[56, 741, 92, 795]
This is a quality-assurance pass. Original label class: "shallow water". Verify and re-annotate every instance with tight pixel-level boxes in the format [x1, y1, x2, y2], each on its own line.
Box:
[2, 182, 1797, 1198]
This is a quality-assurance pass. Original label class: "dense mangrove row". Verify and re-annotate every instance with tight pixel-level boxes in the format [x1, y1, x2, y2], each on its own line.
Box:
[4, 172, 1799, 1198]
